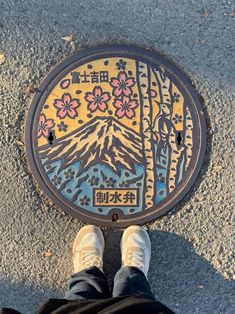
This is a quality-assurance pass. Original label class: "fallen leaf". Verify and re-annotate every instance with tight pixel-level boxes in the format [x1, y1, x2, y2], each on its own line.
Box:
[203, 10, 209, 18]
[197, 39, 207, 45]
[42, 250, 53, 257]
[70, 40, 76, 52]
[228, 11, 235, 17]
[0, 52, 6, 65]
[21, 85, 38, 96]
[62, 35, 74, 42]
[16, 140, 24, 146]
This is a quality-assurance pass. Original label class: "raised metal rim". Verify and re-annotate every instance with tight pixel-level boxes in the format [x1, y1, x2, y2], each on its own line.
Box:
[25, 45, 207, 227]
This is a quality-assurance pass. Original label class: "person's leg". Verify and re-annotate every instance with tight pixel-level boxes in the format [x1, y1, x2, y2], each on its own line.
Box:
[112, 266, 155, 299]
[65, 266, 110, 300]
[64, 225, 110, 300]
[112, 226, 155, 300]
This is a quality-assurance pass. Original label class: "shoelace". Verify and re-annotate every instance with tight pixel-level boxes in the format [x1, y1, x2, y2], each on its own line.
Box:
[127, 250, 144, 268]
[80, 249, 102, 268]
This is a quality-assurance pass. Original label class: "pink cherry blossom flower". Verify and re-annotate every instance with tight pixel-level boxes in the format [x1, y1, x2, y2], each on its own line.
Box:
[110, 71, 135, 97]
[84, 86, 111, 112]
[37, 113, 54, 138]
[113, 96, 138, 119]
[53, 93, 80, 119]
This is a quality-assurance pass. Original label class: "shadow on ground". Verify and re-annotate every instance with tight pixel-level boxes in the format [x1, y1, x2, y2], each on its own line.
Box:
[103, 229, 234, 314]
[0, 280, 63, 314]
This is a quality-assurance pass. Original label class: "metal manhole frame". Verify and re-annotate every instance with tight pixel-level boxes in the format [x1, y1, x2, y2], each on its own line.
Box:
[25, 45, 207, 227]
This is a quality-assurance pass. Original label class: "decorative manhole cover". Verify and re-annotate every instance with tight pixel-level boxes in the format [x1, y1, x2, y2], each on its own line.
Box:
[25, 45, 206, 227]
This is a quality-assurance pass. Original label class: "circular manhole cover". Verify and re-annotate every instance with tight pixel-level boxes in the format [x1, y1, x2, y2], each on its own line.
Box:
[25, 45, 206, 227]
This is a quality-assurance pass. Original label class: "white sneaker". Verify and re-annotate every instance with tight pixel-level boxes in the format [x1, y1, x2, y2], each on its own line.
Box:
[121, 225, 151, 277]
[72, 225, 105, 273]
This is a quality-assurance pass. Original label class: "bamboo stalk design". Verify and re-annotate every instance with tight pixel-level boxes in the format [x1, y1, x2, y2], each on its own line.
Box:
[153, 66, 171, 106]
[184, 105, 193, 170]
[153, 66, 185, 193]
[136, 61, 156, 210]
[168, 127, 185, 192]
[152, 66, 172, 194]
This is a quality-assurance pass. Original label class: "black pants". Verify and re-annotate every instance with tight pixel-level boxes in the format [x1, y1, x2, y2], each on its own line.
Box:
[64, 266, 155, 300]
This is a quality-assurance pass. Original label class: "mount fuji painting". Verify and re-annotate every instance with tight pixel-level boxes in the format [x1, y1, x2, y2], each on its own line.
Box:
[40, 116, 144, 175]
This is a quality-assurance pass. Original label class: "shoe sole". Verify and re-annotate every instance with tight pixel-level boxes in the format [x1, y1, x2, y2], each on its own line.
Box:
[72, 225, 105, 255]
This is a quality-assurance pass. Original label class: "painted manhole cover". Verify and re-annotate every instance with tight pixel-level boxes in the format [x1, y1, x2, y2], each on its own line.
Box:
[25, 45, 206, 227]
